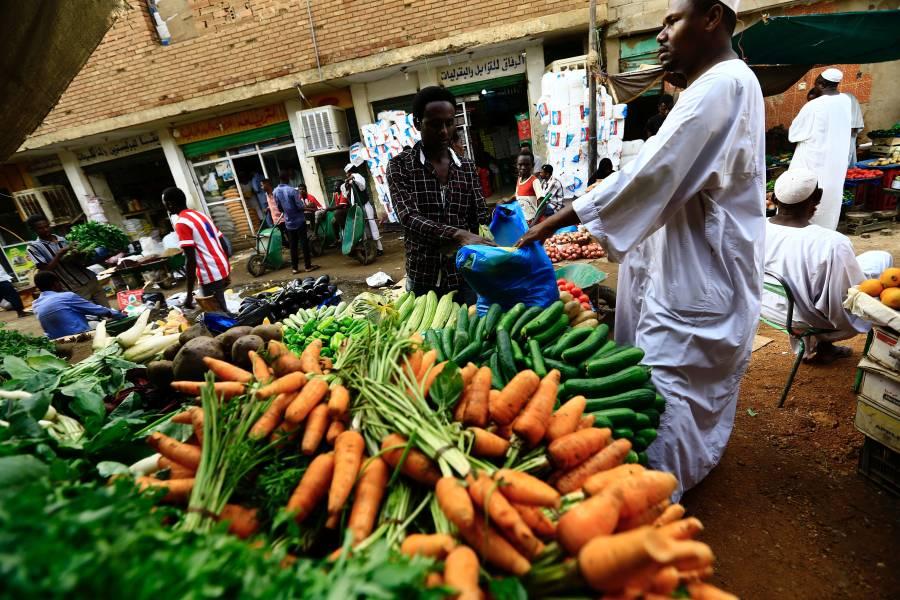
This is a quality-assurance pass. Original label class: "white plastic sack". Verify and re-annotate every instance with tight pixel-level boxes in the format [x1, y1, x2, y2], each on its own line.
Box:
[844, 287, 900, 331]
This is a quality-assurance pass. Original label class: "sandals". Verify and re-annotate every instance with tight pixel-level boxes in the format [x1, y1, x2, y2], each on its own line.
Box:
[304, 265, 321, 272]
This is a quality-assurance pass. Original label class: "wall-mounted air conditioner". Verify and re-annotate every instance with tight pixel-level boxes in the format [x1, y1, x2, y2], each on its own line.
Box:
[298, 106, 350, 157]
[13, 185, 83, 226]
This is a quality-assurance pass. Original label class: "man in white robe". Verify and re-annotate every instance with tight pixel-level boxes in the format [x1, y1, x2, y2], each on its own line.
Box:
[518, 0, 764, 497]
[788, 68, 851, 230]
[845, 93, 864, 166]
[763, 169, 892, 362]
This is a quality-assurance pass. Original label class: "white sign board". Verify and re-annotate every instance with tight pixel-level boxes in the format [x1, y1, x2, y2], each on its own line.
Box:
[76, 132, 161, 166]
[438, 52, 527, 86]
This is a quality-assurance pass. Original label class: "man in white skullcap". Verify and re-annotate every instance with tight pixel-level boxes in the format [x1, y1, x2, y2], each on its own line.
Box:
[763, 168, 892, 363]
[788, 67, 852, 230]
[518, 0, 764, 497]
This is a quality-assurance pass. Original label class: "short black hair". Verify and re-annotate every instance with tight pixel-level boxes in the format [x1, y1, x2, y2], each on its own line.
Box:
[541, 164, 553, 175]
[34, 270, 59, 292]
[816, 75, 839, 90]
[297, 182, 307, 189]
[659, 94, 674, 107]
[692, 0, 737, 33]
[26, 213, 49, 230]
[518, 152, 534, 164]
[161, 187, 187, 211]
[279, 171, 291, 184]
[412, 86, 456, 121]
[260, 178, 271, 186]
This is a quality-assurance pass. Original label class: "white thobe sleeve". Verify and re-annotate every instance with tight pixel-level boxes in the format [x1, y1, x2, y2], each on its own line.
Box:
[571, 75, 734, 260]
[814, 243, 867, 334]
[789, 102, 816, 143]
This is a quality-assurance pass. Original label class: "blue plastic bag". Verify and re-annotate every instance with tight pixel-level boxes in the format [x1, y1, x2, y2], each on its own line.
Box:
[489, 201, 528, 246]
[456, 243, 559, 314]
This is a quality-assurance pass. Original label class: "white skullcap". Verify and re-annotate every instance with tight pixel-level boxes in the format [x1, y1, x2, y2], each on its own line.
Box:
[821, 68, 843, 83]
[720, 0, 740, 13]
[344, 163, 354, 173]
[774, 168, 819, 205]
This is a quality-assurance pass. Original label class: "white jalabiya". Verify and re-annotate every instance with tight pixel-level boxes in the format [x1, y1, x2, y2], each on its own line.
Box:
[573, 59, 765, 498]
[761, 221, 890, 354]
[788, 94, 851, 230]
[845, 93, 864, 166]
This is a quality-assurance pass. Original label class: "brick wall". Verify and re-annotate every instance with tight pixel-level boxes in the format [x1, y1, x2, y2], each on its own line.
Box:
[33, 0, 588, 139]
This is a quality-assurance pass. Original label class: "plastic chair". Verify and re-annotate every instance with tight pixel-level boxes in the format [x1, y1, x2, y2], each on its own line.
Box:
[760, 270, 839, 408]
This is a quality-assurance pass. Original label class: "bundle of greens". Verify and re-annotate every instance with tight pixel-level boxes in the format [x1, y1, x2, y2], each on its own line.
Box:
[0, 324, 54, 361]
[67, 221, 131, 256]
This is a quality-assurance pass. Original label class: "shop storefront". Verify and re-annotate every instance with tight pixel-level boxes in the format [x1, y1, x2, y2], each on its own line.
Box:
[173, 104, 304, 247]
[618, 35, 663, 141]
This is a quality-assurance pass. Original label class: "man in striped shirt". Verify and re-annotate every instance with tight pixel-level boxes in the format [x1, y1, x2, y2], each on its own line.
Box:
[26, 214, 110, 307]
[162, 187, 232, 312]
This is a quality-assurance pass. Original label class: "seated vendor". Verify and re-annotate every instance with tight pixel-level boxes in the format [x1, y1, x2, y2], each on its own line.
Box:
[762, 168, 893, 363]
[31, 271, 124, 339]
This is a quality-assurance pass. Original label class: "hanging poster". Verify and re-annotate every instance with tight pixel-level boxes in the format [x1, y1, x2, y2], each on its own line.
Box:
[2, 243, 35, 282]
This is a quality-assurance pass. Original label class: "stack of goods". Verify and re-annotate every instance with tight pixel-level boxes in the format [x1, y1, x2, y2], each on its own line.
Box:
[235, 275, 340, 327]
[68, 222, 132, 257]
[846, 167, 884, 181]
[543, 229, 606, 263]
[123, 218, 151, 241]
[223, 187, 251, 241]
[208, 205, 237, 239]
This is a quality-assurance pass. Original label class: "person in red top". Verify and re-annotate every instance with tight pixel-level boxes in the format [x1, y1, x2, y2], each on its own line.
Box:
[515, 152, 539, 221]
[163, 187, 232, 312]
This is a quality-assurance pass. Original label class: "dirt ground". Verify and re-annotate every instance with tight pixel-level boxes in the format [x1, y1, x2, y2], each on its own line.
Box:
[2, 226, 899, 598]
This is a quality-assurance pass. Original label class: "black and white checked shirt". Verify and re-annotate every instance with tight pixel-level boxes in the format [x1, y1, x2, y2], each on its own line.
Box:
[387, 142, 489, 291]
[26, 235, 95, 292]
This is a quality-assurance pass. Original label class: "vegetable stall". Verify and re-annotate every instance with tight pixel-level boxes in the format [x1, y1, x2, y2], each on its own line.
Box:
[1, 286, 739, 599]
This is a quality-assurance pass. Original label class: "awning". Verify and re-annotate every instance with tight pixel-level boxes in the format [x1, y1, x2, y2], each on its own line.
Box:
[733, 10, 900, 65]
[181, 122, 292, 160]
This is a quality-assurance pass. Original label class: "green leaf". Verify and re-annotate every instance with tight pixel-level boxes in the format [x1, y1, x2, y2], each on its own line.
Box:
[488, 577, 528, 600]
[0, 454, 49, 492]
[428, 361, 462, 417]
[96, 461, 130, 478]
[2, 355, 36, 379]
[25, 354, 69, 372]
[70, 389, 106, 424]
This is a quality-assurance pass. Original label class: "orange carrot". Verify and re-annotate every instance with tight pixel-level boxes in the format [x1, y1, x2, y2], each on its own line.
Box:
[400, 533, 456, 559]
[460, 362, 478, 387]
[190, 406, 205, 443]
[453, 391, 470, 423]
[435, 476, 475, 530]
[347, 457, 389, 544]
[327, 430, 365, 525]
[319, 356, 333, 372]
[258, 371, 307, 400]
[247, 350, 271, 383]
[219, 504, 260, 539]
[577, 414, 596, 430]
[654, 517, 704, 541]
[644, 529, 714, 572]
[576, 527, 654, 591]
[444, 545, 481, 600]
[202, 356, 253, 383]
[274, 352, 304, 377]
[326, 420, 346, 445]
[557, 491, 623, 555]
[136, 476, 195, 503]
[494, 469, 561, 508]
[422, 361, 447, 398]
[171, 409, 195, 424]
[490, 370, 541, 425]
[300, 403, 331, 455]
[469, 427, 510, 458]
[512, 369, 560, 446]
[286, 452, 334, 523]
[547, 423, 611, 469]
[513, 503, 556, 539]
[270, 419, 301, 445]
[546, 395, 586, 441]
[457, 512, 531, 576]
[685, 583, 738, 600]
[170, 381, 246, 399]
[284, 377, 328, 423]
[677, 565, 714, 582]
[409, 332, 424, 346]
[381, 433, 441, 486]
[249, 391, 297, 440]
[493, 422, 512, 440]
[653, 503, 686, 528]
[267, 339, 288, 359]
[425, 572, 444, 588]
[148, 431, 201, 470]
[416, 349, 437, 382]
[327, 384, 350, 421]
[489, 389, 501, 405]
[617, 500, 671, 532]
[468, 473, 542, 559]
[649, 565, 681, 595]
[583, 464, 646, 496]
[555, 438, 632, 494]
[606, 471, 678, 519]
[157, 455, 195, 479]
[463, 366, 492, 427]
[300, 339, 323, 374]
[404, 349, 423, 383]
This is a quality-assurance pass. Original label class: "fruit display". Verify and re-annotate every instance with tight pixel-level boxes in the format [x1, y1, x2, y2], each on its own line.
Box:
[858, 267, 900, 309]
[867, 153, 900, 168]
[543, 229, 606, 263]
[846, 167, 883, 180]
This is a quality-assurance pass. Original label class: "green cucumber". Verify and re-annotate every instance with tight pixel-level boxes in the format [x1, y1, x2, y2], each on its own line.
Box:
[488, 352, 504, 388]
[585, 347, 646, 377]
[561, 323, 609, 363]
[521, 301, 565, 337]
[543, 358, 581, 381]
[625, 450, 640, 464]
[441, 327, 455, 361]
[532, 313, 569, 345]
[453, 330, 470, 356]
[456, 305, 469, 337]
[633, 412, 652, 430]
[496, 329, 517, 380]
[528, 339, 547, 378]
[510, 338, 526, 366]
[585, 340, 618, 363]
[452, 340, 482, 365]
[634, 428, 658, 451]
[497, 303, 526, 333]
[591, 407, 637, 428]
[639, 409, 660, 428]
[524, 357, 534, 369]
[398, 296, 416, 322]
[583, 389, 656, 413]
[637, 451, 649, 466]
[406, 296, 427, 332]
[423, 330, 444, 361]
[483, 304, 503, 339]
[474, 316, 487, 343]
[511, 306, 542, 339]
[546, 326, 592, 359]
[430, 291, 455, 329]
[446, 302, 460, 329]
[562, 366, 652, 398]
[478, 346, 494, 362]
[612, 427, 634, 440]
[594, 415, 614, 429]
[654, 394, 666, 413]
[468, 313, 479, 339]
[419, 291, 438, 332]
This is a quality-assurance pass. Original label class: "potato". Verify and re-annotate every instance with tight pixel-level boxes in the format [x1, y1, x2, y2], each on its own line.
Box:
[179, 324, 211, 347]
[173, 337, 225, 380]
[147, 360, 175, 389]
[216, 326, 253, 355]
[163, 343, 181, 361]
[251, 324, 282, 343]
[231, 335, 265, 369]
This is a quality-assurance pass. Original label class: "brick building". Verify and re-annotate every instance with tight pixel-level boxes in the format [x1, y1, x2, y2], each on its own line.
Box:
[2, 0, 898, 260]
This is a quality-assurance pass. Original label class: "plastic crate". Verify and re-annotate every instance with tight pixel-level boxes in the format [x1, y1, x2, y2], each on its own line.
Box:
[858, 436, 900, 497]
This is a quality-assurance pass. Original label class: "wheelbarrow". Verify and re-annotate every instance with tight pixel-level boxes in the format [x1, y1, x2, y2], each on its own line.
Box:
[247, 211, 285, 277]
[341, 204, 378, 265]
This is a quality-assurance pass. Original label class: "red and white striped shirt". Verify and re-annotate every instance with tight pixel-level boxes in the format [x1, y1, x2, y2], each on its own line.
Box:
[174, 209, 231, 285]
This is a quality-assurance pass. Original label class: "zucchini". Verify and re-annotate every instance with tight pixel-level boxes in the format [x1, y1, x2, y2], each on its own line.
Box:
[612, 427, 634, 440]
[532, 313, 569, 345]
[398, 296, 416, 322]
[634, 428, 658, 451]
[585, 347, 645, 377]
[452, 340, 482, 365]
[637, 451, 649, 466]
[639, 409, 660, 428]
[521, 301, 565, 338]
[545, 326, 592, 359]
[430, 291, 455, 329]
[562, 366, 652, 398]
[585, 340, 618, 363]
[543, 358, 581, 380]
[583, 389, 656, 413]
[406, 295, 427, 332]
[456, 305, 469, 337]
[474, 316, 487, 343]
[483, 304, 503, 339]
[488, 352, 504, 388]
[633, 412, 652, 430]
[419, 290, 438, 331]
[511, 306, 542, 339]
[453, 330, 470, 356]
[468, 313, 480, 339]
[561, 323, 610, 363]
[497, 303, 526, 333]
[528, 339, 547, 378]
[510, 338, 526, 366]
[524, 357, 533, 369]
[446, 302, 460, 329]
[441, 327, 455, 362]
[654, 394, 666, 413]
[590, 407, 637, 428]
[423, 329, 444, 361]
[625, 450, 640, 464]
[496, 329, 517, 380]
[594, 415, 614, 429]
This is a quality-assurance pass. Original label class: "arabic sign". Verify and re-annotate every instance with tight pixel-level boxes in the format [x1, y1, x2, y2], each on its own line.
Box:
[75, 133, 161, 166]
[438, 52, 527, 86]
[173, 104, 289, 145]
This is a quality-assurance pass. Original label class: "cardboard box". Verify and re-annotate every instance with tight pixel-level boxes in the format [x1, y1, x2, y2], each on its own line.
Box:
[866, 326, 900, 370]
[855, 396, 900, 453]
[857, 357, 900, 418]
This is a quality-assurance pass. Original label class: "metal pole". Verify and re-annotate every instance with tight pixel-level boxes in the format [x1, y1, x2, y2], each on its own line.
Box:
[587, 0, 598, 176]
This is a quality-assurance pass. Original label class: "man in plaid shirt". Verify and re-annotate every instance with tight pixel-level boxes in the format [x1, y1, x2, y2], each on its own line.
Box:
[388, 86, 493, 304]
